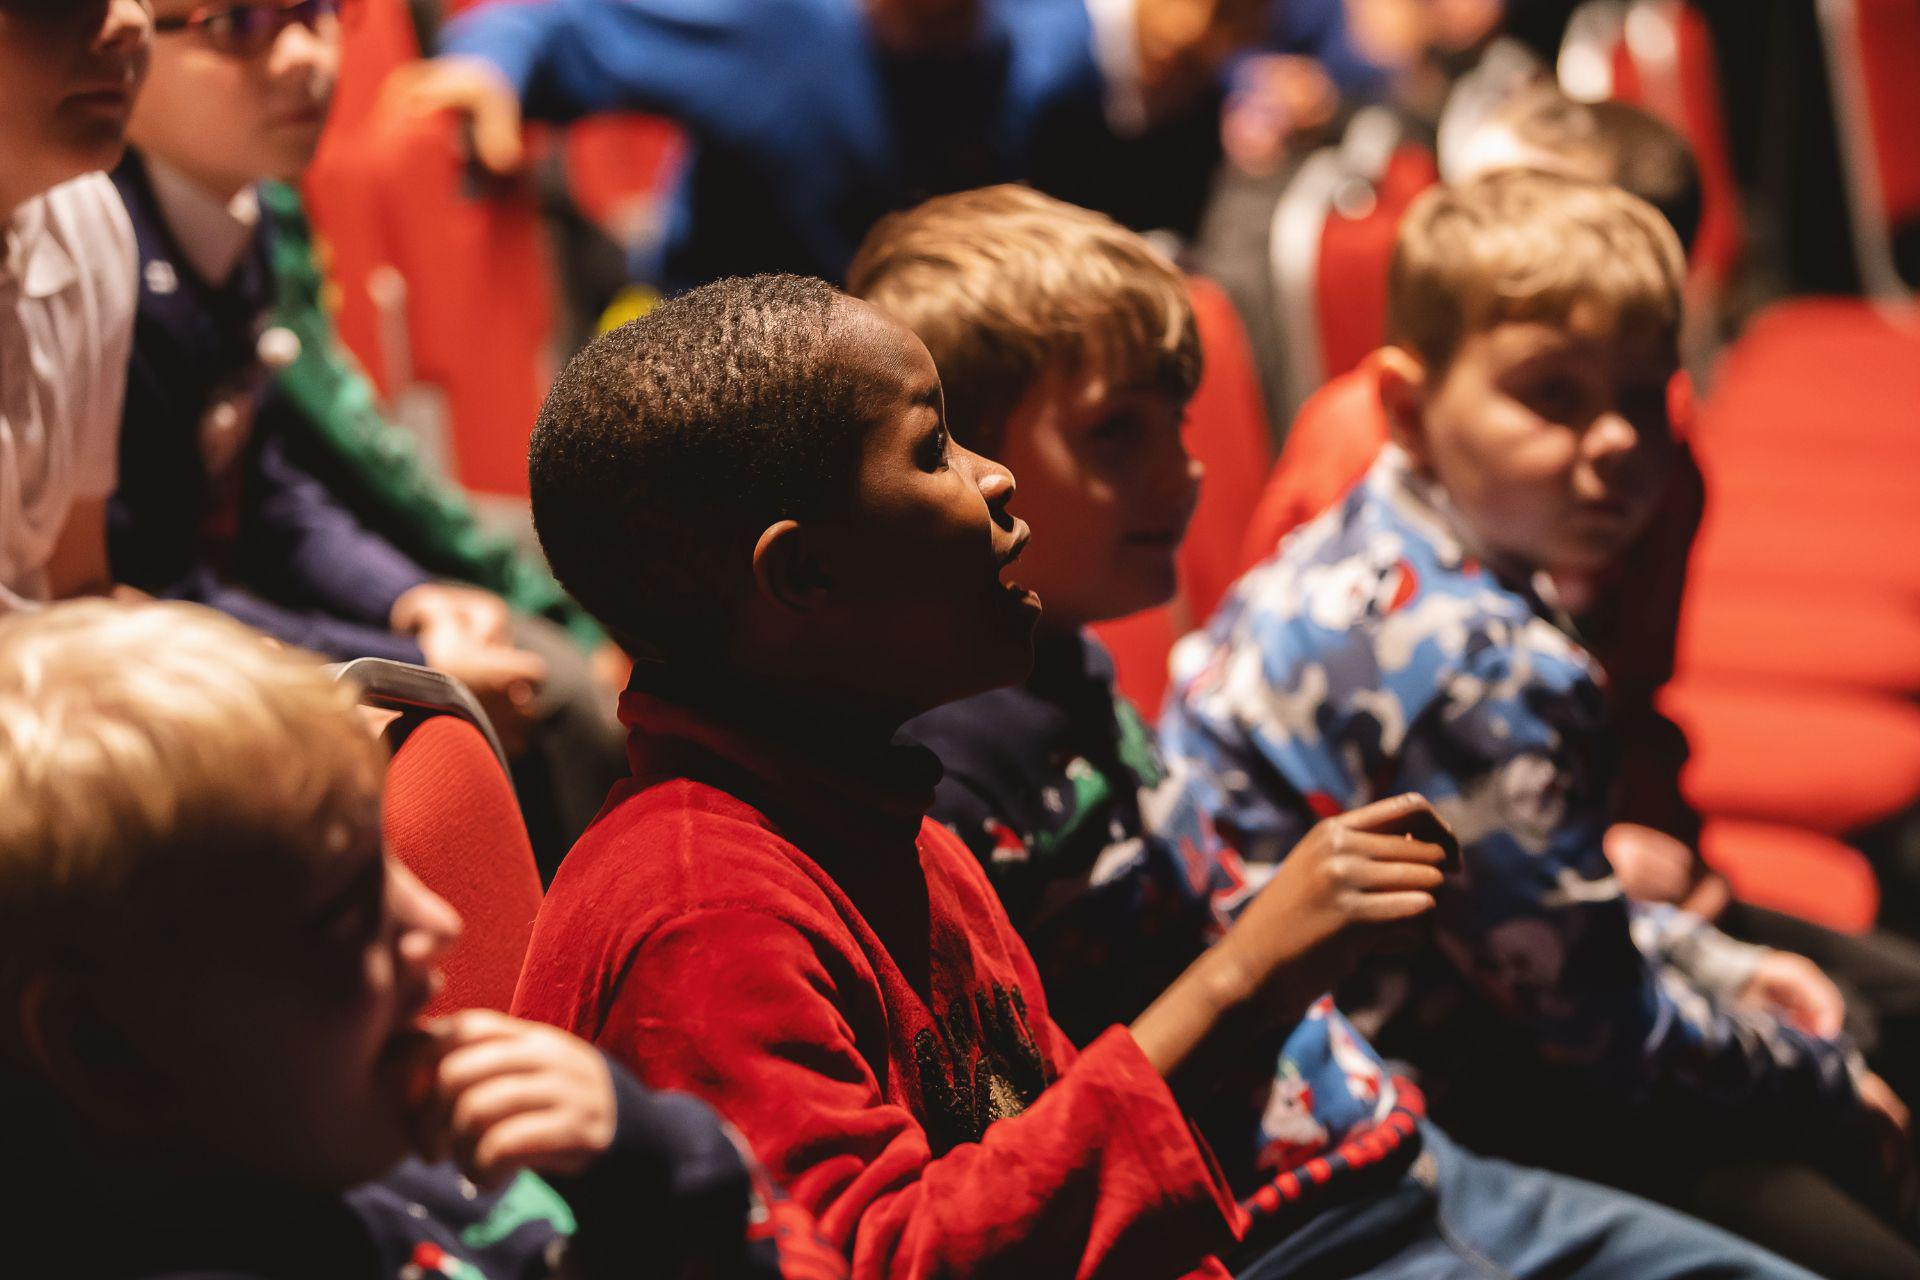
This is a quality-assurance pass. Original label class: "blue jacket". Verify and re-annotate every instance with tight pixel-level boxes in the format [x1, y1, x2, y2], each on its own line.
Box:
[1161, 447, 1868, 1149]
[109, 152, 432, 664]
[906, 633, 1421, 1228]
[440, 0, 1211, 287]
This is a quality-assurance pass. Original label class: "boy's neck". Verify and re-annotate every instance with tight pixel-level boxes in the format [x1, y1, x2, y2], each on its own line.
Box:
[632, 661, 910, 765]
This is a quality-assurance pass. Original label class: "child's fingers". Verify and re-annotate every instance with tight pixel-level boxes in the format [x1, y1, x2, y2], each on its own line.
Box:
[1335, 792, 1436, 831]
[1339, 831, 1450, 865]
[448, 1073, 565, 1152]
[1348, 890, 1437, 923]
[431, 1034, 557, 1098]
[468, 1110, 598, 1187]
[1341, 794, 1459, 857]
[424, 1007, 524, 1050]
[1343, 858, 1446, 892]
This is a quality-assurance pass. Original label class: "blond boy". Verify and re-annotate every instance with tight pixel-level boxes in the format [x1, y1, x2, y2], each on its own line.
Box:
[1163, 169, 1916, 1275]
[0, 600, 838, 1278]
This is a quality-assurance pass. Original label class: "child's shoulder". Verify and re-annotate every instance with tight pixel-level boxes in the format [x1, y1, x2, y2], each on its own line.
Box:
[20, 173, 135, 300]
[542, 772, 870, 947]
[1179, 472, 1598, 725]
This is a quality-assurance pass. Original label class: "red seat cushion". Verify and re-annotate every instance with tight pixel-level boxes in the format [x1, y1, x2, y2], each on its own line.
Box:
[1664, 682, 1920, 833]
[1238, 362, 1387, 575]
[383, 715, 543, 1015]
[1677, 584, 1920, 693]
[1700, 819, 1880, 934]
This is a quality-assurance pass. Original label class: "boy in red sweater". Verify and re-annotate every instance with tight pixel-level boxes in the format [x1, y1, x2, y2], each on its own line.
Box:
[514, 273, 1456, 1278]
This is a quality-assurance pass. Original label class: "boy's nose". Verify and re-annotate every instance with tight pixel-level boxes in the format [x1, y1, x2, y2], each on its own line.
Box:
[269, 9, 337, 74]
[97, 0, 155, 53]
[1586, 411, 1641, 464]
[975, 454, 1017, 508]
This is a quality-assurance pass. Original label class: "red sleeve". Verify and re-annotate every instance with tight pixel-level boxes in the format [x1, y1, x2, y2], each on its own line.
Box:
[601, 906, 1240, 1280]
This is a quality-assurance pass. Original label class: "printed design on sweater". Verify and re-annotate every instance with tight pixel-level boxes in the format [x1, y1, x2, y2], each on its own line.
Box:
[913, 984, 1052, 1152]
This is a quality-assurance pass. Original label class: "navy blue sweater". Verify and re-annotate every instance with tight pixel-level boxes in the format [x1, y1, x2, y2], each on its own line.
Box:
[108, 152, 433, 664]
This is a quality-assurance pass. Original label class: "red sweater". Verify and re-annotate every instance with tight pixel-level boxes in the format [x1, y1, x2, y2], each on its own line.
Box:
[513, 689, 1242, 1279]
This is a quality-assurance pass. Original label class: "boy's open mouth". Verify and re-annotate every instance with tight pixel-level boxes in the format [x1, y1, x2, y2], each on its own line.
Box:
[997, 531, 1041, 611]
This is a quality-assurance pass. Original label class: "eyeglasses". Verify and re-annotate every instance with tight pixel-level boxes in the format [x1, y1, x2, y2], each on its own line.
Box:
[153, 0, 340, 57]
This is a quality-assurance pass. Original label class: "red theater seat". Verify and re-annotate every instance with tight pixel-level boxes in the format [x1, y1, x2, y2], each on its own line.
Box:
[1559, 0, 1745, 292]
[1700, 819, 1880, 934]
[1179, 276, 1277, 624]
[1238, 361, 1385, 574]
[1818, 0, 1920, 297]
[1665, 681, 1920, 834]
[1677, 585, 1920, 694]
[1270, 110, 1437, 420]
[383, 714, 543, 1016]
[305, 0, 558, 496]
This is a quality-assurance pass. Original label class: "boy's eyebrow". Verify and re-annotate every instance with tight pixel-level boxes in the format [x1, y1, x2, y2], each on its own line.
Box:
[909, 381, 944, 412]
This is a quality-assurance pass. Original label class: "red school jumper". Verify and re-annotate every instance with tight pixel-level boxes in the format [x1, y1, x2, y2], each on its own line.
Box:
[512, 687, 1242, 1278]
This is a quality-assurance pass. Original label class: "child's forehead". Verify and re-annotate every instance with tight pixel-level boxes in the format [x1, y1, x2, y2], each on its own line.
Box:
[1473, 305, 1671, 363]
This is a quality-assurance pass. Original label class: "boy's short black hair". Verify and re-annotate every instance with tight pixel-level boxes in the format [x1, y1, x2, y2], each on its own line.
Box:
[529, 275, 867, 662]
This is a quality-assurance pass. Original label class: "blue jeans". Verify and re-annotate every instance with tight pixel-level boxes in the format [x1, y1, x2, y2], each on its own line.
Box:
[1235, 1123, 1818, 1280]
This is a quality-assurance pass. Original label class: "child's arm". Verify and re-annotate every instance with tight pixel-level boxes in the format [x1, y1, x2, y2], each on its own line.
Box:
[1128, 793, 1448, 1104]
[413, 1009, 844, 1279]
[386, 0, 788, 174]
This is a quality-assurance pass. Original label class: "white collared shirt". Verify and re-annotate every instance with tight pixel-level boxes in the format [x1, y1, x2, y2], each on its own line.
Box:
[144, 155, 261, 288]
[0, 173, 137, 604]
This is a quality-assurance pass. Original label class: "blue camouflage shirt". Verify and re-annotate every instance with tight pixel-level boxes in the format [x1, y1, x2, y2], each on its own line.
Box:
[1161, 446, 1864, 1137]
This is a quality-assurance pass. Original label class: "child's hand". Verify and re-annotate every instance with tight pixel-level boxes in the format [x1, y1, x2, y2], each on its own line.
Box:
[1217, 793, 1454, 1014]
[1737, 950, 1846, 1039]
[1130, 794, 1452, 1094]
[1857, 1070, 1913, 1181]
[408, 1010, 618, 1188]
[381, 56, 527, 175]
[1603, 823, 1700, 906]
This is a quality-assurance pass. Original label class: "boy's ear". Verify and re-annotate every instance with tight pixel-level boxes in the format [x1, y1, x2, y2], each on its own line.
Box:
[1374, 346, 1432, 466]
[750, 520, 834, 614]
[16, 973, 145, 1108]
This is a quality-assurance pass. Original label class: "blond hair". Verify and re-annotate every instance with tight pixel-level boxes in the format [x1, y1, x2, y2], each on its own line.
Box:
[0, 602, 384, 1008]
[1388, 168, 1686, 372]
[847, 185, 1200, 447]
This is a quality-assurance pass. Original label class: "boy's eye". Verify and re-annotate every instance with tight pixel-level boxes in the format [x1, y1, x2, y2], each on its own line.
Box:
[1519, 376, 1588, 420]
[1088, 415, 1143, 448]
[309, 856, 389, 950]
[918, 425, 950, 472]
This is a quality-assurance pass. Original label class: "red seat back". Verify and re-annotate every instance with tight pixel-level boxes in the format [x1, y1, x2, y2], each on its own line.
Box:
[1238, 361, 1387, 574]
[1820, 0, 1920, 297]
[1270, 112, 1438, 421]
[1179, 277, 1277, 624]
[1564, 0, 1745, 292]
[383, 715, 543, 1015]
[304, 0, 559, 496]
[1313, 146, 1438, 384]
